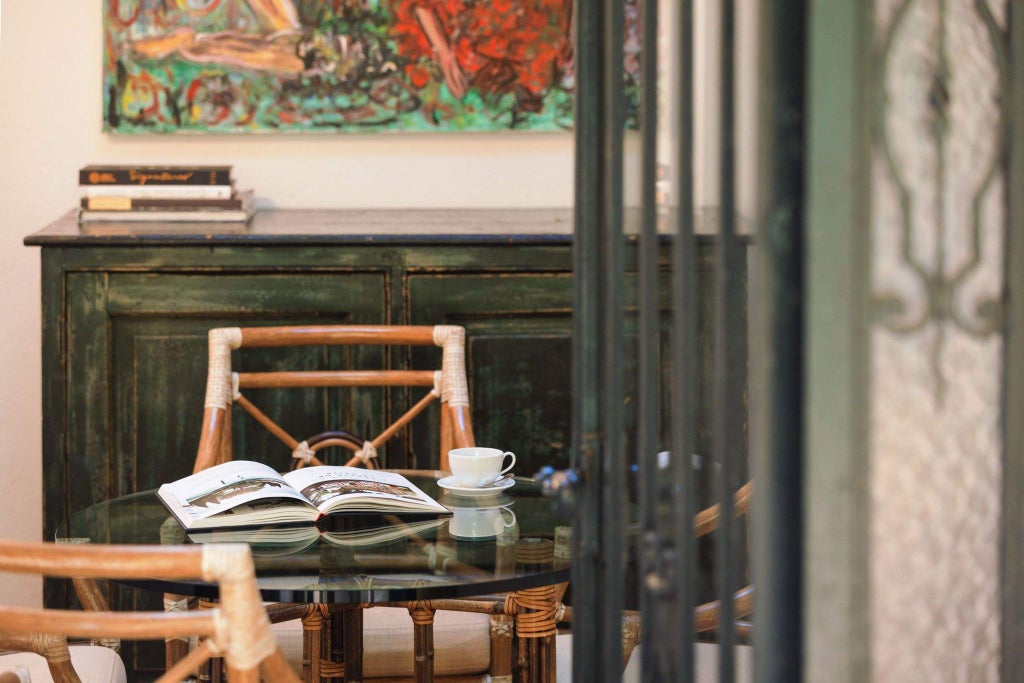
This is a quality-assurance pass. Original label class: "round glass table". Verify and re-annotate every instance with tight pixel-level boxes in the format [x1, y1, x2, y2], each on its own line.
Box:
[58, 471, 571, 602]
[58, 471, 572, 682]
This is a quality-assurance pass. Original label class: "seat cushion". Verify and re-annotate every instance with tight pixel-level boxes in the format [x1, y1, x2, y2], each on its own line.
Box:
[0, 667, 29, 683]
[0, 645, 126, 683]
[272, 606, 492, 677]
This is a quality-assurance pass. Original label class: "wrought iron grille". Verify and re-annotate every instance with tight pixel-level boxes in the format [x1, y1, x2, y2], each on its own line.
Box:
[569, 0, 806, 681]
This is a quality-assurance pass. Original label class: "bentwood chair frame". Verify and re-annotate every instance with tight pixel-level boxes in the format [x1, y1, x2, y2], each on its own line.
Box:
[194, 325, 475, 474]
[190, 324, 518, 682]
[0, 540, 298, 683]
[189, 324, 754, 681]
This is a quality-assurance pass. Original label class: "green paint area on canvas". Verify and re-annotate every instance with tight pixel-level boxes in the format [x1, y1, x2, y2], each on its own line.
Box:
[104, 0, 639, 133]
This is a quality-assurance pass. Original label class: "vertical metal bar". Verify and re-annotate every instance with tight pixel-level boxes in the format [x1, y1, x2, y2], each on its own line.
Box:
[714, 0, 739, 680]
[752, 0, 807, 680]
[1002, 3, 1024, 680]
[573, 0, 627, 679]
[572, 0, 604, 676]
[637, 0, 662, 675]
[598, 0, 626, 677]
[671, 0, 698, 681]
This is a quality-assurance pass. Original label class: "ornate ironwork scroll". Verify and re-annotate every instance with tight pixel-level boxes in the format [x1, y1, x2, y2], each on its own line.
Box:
[870, 0, 1005, 679]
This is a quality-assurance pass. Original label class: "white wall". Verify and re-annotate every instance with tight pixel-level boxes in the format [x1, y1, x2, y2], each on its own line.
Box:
[0, 0, 574, 608]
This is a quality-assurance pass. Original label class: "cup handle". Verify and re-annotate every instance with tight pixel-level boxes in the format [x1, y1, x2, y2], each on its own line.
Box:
[500, 451, 516, 476]
[500, 507, 517, 528]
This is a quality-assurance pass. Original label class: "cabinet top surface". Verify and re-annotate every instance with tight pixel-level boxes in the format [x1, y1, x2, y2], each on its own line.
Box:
[25, 208, 575, 247]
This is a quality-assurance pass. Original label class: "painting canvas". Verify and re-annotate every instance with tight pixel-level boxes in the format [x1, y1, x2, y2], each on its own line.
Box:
[104, 0, 639, 133]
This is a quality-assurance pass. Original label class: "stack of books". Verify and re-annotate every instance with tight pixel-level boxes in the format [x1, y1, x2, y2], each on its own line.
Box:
[78, 164, 253, 223]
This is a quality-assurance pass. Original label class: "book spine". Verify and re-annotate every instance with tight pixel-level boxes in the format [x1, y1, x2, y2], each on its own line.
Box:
[80, 167, 232, 186]
[81, 196, 244, 210]
[83, 185, 234, 199]
[78, 209, 251, 222]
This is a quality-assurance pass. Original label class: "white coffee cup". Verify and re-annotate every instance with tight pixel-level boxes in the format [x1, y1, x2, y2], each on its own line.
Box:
[448, 447, 516, 487]
[449, 506, 517, 540]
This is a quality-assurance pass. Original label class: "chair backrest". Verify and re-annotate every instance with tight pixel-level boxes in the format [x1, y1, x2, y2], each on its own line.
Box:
[693, 480, 754, 636]
[557, 481, 754, 668]
[0, 540, 298, 683]
[194, 325, 475, 473]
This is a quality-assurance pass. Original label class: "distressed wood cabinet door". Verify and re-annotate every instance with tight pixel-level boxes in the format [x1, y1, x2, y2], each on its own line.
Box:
[408, 269, 577, 476]
[63, 270, 386, 521]
[406, 243, 728, 486]
[60, 268, 386, 677]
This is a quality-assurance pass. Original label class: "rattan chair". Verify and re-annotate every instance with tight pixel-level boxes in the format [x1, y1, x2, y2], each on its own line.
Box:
[545, 480, 755, 681]
[191, 324, 510, 682]
[0, 540, 298, 683]
[195, 325, 475, 474]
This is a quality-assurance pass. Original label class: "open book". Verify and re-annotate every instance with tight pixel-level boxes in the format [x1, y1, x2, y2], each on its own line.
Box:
[158, 460, 449, 531]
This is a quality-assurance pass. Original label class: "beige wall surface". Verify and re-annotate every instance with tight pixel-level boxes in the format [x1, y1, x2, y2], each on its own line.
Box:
[0, 0, 574, 608]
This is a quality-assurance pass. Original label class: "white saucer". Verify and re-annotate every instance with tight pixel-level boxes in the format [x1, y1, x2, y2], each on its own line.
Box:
[437, 476, 515, 498]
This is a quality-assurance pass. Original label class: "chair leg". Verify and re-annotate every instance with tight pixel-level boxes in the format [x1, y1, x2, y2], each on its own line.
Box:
[489, 614, 514, 683]
[301, 605, 327, 682]
[261, 647, 303, 682]
[508, 539, 559, 683]
[507, 586, 558, 683]
[163, 594, 194, 673]
[197, 597, 220, 683]
[536, 633, 556, 683]
[408, 602, 436, 683]
[340, 606, 364, 683]
[515, 631, 557, 683]
[29, 633, 77, 683]
[225, 664, 260, 682]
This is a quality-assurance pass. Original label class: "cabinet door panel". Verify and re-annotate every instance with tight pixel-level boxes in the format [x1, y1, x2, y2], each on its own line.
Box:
[55, 271, 386, 671]
[407, 264, 726, 482]
[64, 271, 386, 517]
[408, 272, 576, 475]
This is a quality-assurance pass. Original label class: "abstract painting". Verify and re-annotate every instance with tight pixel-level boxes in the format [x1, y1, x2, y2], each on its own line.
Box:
[103, 0, 639, 133]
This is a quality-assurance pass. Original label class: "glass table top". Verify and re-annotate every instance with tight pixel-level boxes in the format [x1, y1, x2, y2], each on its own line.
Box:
[57, 472, 572, 603]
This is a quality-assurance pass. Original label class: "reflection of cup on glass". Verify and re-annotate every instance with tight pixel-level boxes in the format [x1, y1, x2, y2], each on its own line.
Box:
[448, 506, 517, 540]
[448, 447, 516, 487]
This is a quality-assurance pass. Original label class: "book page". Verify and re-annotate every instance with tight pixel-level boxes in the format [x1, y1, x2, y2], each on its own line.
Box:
[282, 466, 448, 515]
[158, 460, 313, 528]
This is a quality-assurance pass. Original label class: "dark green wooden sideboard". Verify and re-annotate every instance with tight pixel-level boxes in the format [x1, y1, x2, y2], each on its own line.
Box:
[26, 208, 734, 679]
